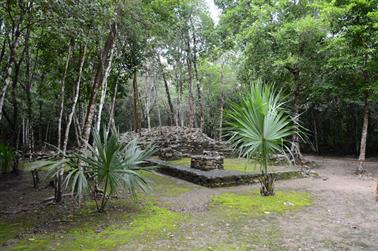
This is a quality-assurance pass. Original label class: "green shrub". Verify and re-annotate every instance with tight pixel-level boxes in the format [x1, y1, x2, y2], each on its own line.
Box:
[0, 144, 14, 173]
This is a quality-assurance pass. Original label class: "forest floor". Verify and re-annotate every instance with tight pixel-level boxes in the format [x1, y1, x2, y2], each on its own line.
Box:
[0, 155, 377, 250]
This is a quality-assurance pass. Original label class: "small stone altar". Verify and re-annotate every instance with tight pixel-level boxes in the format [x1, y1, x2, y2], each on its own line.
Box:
[190, 151, 224, 171]
[159, 147, 182, 161]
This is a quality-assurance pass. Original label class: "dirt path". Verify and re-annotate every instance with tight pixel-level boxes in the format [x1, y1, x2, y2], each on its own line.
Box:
[157, 155, 378, 250]
[275, 156, 378, 250]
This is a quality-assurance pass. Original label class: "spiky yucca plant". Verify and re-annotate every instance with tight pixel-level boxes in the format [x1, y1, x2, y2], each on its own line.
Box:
[225, 82, 296, 196]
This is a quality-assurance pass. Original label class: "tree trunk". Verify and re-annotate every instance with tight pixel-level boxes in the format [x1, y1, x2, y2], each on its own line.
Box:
[0, 7, 23, 123]
[107, 75, 119, 135]
[291, 76, 302, 163]
[191, 30, 205, 131]
[132, 71, 141, 133]
[357, 93, 369, 174]
[0, 67, 12, 122]
[186, 35, 195, 128]
[54, 40, 73, 202]
[174, 69, 183, 127]
[162, 72, 175, 125]
[95, 45, 114, 133]
[11, 41, 27, 150]
[219, 62, 225, 140]
[73, 114, 81, 146]
[24, 23, 33, 158]
[158, 56, 175, 125]
[313, 114, 319, 153]
[62, 44, 86, 154]
[155, 83, 162, 127]
[57, 43, 73, 150]
[81, 21, 118, 146]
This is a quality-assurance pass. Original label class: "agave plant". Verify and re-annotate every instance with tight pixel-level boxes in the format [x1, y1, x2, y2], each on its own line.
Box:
[225, 82, 296, 196]
[30, 129, 155, 212]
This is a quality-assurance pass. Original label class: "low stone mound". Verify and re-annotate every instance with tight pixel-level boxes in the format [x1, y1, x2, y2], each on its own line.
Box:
[121, 126, 232, 158]
[147, 159, 304, 188]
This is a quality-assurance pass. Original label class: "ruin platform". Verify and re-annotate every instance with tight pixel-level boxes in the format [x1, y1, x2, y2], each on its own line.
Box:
[146, 159, 304, 188]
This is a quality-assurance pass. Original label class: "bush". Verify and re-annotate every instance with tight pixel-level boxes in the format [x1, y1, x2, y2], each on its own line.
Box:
[0, 144, 14, 173]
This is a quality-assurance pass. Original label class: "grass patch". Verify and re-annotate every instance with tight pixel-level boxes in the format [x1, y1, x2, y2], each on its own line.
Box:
[168, 158, 291, 173]
[211, 190, 312, 217]
[0, 220, 33, 245]
[12, 204, 186, 251]
[141, 170, 192, 197]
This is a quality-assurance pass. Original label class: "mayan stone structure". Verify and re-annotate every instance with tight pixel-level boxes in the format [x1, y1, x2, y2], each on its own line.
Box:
[121, 127, 232, 160]
[190, 151, 224, 171]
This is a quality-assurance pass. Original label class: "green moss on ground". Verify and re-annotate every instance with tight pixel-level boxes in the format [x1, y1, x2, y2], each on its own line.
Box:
[168, 158, 292, 173]
[12, 204, 186, 251]
[211, 190, 312, 217]
[0, 216, 36, 246]
[141, 170, 192, 197]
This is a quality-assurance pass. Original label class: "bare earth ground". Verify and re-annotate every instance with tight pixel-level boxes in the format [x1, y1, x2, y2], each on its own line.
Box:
[154, 155, 378, 251]
[1, 155, 378, 250]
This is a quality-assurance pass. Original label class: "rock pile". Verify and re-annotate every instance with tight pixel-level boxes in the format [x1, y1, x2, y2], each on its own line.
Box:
[121, 126, 232, 159]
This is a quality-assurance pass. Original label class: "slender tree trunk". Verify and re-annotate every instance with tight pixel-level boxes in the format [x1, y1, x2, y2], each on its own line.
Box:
[162, 72, 175, 125]
[0, 9, 23, 123]
[155, 83, 162, 127]
[158, 56, 175, 125]
[313, 118, 319, 153]
[38, 74, 45, 145]
[0, 33, 7, 65]
[357, 93, 369, 174]
[174, 69, 182, 127]
[81, 21, 118, 146]
[62, 44, 86, 154]
[0, 67, 12, 122]
[186, 35, 195, 128]
[191, 30, 205, 131]
[57, 43, 73, 150]
[132, 71, 141, 133]
[146, 83, 151, 131]
[107, 75, 119, 135]
[219, 62, 225, 140]
[291, 72, 302, 163]
[24, 23, 33, 159]
[11, 44, 26, 150]
[96, 45, 114, 133]
[73, 114, 81, 146]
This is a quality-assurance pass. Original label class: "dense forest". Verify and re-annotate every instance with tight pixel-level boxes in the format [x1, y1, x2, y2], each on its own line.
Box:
[1, 1, 378, 249]
[0, 0, 377, 165]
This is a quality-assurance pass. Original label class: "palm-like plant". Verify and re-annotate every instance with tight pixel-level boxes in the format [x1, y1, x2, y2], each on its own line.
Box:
[30, 129, 154, 212]
[225, 82, 296, 196]
[74, 129, 154, 212]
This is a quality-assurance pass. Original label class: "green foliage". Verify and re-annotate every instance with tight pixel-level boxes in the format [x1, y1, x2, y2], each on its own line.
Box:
[30, 129, 155, 212]
[321, 0, 378, 99]
[225, 82, 296, 195]
[0, 144, 14, 173]
[226, 83, 295, 172]
[71, 129, 155, 212]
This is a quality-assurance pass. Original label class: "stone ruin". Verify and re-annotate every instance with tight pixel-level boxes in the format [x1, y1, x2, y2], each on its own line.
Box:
[121, 126, 232, 160]
[190, 151, 224, 171]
